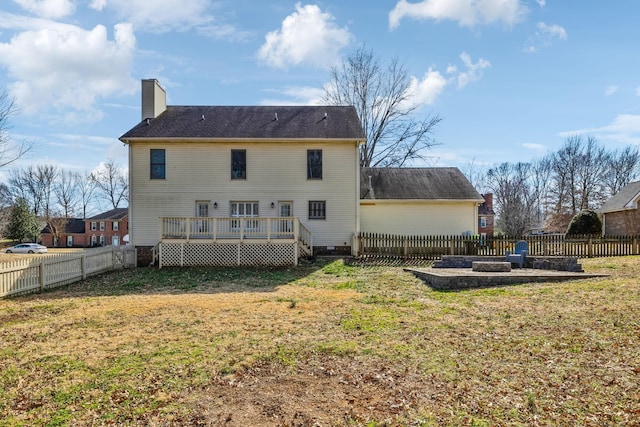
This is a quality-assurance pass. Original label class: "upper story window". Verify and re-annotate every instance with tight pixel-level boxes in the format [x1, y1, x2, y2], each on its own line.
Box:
[307, 149, 322, 180]
[113, 221, 119, 231]
[479, 217, 489, 228]
[90, 221, 96, 231]
[231, 150, 246, 179]
[150, 149, 166, 180]
[99, 222, 105, 231]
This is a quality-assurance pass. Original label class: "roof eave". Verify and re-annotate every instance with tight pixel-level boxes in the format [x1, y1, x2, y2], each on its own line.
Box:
[120, 137, 365, 144]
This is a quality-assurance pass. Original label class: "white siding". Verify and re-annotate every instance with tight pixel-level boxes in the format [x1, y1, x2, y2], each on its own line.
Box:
[129, 141, 359, 247]
[360, 201, 478, 235]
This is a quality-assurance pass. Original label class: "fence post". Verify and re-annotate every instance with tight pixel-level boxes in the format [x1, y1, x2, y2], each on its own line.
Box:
[588, 236, 593, 258]
[39, 258, 45, 292]
[449, 236, 454, 255]
[81, 254, 87, 279]
[403, 238, 408, 260]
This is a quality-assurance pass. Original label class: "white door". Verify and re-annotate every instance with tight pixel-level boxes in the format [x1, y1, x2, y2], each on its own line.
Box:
[112, 235, 119, 246]
[196, 201, 210, 233]
[278, 201, 293, 233]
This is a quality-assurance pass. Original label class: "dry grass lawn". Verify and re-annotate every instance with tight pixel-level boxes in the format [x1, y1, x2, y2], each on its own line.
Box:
[0, 257, 639, 426]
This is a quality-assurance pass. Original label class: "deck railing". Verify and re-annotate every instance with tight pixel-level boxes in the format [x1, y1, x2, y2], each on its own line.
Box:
[160, 217, 301, 242]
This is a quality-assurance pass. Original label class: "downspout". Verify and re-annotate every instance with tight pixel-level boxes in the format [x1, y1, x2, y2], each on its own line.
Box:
[354, 141, 361, 256]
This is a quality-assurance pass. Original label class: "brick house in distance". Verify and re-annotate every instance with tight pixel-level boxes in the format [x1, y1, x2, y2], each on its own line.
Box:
[599, 181, 640, 235]
[40, 218, 89, 247]
[85, 208, 129, 247]
[40, 208, 129, 247]
[478, 193, 495, 237]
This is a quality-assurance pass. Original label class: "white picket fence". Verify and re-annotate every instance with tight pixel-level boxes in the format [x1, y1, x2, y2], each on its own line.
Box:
[0, 246, 137, 298]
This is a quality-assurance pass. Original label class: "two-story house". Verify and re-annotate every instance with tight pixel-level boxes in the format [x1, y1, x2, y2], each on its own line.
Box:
[85, 208, 129, 247]
[39, 207, 129, 247]
[120, 79, 365, 266]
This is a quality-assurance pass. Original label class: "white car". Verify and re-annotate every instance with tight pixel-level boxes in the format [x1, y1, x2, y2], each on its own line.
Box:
[4, 243, 48, 254]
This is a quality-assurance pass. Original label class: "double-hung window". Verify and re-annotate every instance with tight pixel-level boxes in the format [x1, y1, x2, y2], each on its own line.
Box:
[150, 149, 166, 179]
[307, 149, 322, 179]
[309, 201, 326, 220]
[90, 222, 96, 231]
[113, 222, 119, 231]
[231, 150, 246, 179]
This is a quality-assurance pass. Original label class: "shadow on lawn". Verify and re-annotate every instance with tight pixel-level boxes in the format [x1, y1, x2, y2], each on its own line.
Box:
[18, 259, 330, 300]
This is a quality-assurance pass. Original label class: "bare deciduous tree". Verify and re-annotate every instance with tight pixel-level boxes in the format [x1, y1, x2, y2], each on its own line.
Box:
[486, 162, 536, 236]
[54, 170, 81, 218]
[0, 91, 31, 168]
[77, 171, 97, 218]
[7, 165, 58, 217]
[603, 145, 640, 195]
[90, 159, 128, 209]
[324, 46, 441, 167]
[46, 215, 70, 247]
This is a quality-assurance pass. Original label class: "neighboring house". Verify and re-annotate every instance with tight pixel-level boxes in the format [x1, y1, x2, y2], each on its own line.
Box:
[40, 219, 88, 247]
[478, 193, 495, 237]
[360, 167, 484, 236]
[39, 208, 129, 247]
[599, 181, 640, 235]
[85, 208, 129, 247]
[119, 79, 365, 266]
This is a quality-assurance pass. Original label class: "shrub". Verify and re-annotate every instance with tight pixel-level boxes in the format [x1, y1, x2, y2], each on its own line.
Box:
[566, 209, 602, 235]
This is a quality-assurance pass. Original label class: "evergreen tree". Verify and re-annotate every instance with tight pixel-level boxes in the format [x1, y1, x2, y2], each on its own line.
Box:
[7, 198, 41, 242]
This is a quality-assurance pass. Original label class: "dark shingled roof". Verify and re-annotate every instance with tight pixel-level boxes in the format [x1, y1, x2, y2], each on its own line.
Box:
[87, 208, 128, 221]
[600, 181, 640, 213]
[120, 106, 365, 141]
[360, 167, 484, 201]
[41, 218, 86, 234]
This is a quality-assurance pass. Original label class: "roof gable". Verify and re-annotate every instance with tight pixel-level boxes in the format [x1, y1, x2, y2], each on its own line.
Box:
[120, 105, 365, 141]
[600, 181, 640, 213]
[360, 167, 483, 201]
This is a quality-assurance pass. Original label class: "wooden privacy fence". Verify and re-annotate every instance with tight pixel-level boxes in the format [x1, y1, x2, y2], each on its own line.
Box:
[0, 246, 137, 298]
[356, 233, 640, 260]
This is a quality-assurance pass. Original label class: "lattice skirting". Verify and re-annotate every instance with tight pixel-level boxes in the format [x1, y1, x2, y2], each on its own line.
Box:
[159, 242, 298, 267]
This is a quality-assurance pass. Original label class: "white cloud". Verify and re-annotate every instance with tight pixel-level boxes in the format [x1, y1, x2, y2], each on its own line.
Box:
[258, 3, 352, 69]
[405, 69, 448, 106]
[605, 85, 618, 96]
[96, 0, 213, 32]
[389, 0, 528, 29]
[522, 142, 547, 153]
[535, 0, 545, 7]
[260, 86, 326, 106]
[89, 0, 106, 11]
[0, 15, 137, 120]
[198, 23, 252, 42]
[559, 114, 640, 145]
[12, 0, 75, 19]
[525, 22, 567, 52]
[449, 52, 491, 88]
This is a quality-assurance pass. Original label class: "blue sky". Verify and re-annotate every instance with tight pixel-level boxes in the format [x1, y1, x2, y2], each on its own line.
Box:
[1, 0, 639, 183]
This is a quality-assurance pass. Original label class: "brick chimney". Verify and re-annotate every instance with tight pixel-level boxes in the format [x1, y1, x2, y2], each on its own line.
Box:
[483, 193, 493, 210]
[141, 79, 166, 121]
